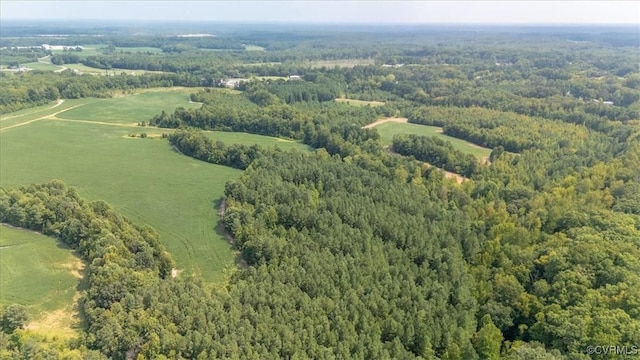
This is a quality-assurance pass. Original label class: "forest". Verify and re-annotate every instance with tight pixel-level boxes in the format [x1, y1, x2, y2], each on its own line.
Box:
[1, 21, 639, 359]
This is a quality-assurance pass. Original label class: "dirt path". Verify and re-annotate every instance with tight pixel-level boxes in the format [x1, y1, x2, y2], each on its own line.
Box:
[37, 55, 67, 73]
[218, 199, 235, 246]
[363, 117, 408, 129]
[0, 103, 85, 132]
[384, 146, 467, 184]
[49, 117, 142, 128]
[368, 119, 468, 184]
[0, 100, 66, 122]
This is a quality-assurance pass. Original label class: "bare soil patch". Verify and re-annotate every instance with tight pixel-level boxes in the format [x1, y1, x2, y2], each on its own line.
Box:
[363, 117, 408, 129]
[59, 257, 85, 279]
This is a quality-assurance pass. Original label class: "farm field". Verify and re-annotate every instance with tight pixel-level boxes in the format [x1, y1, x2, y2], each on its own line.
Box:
[0, 99, 96, 131]
[0, 89, 310, 282]
[20, 61, 62, 71]
[50, 45, 105, 57]
[0, 225, 82, 337]
[202, 131, 311, 151]
[59, 88, 202, 124]
[375, 122, 492, 159]
[335, 98, 385, 107]
[243, 44, 265, 51]
[115, 46, 164, 54]
[62, 63, 164, 75]
[304, 58, 375, 68]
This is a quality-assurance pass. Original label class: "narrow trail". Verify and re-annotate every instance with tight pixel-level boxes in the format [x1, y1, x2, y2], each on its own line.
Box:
[38, 55, 67, 73]
[49, 117, 142, 128]
[0, 104, 85, 132]
[384, 146, 467, 184]
[363, 117, 408, 129]
[0, 99, 65, 122]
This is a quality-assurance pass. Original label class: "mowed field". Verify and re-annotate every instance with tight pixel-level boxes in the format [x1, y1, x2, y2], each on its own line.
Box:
[335, 98, 385, 107]
[59, 88, 202, 124]
[0, 225, 82, 337]
[303, 58, 375, 68]
[375, 122, 492, 159]
[0, 89, 310, 285]
[63, 63, 164, 75]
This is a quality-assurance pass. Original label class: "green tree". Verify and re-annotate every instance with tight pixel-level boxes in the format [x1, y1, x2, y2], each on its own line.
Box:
[0, 304, 30, 333]
[473, 315, 502, 360]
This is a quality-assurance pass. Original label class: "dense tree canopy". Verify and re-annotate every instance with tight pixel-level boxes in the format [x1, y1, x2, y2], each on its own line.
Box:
[2, 22, 639, 359]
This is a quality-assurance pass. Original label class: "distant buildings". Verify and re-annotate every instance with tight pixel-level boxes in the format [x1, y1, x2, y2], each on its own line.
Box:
[222, 78, 248, 88]
[41, 44, 84, 51]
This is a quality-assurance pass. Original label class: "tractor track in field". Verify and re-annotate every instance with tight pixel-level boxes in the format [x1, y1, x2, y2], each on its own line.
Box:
[362, 117, 408, 129]
[0, 102, 86, 132]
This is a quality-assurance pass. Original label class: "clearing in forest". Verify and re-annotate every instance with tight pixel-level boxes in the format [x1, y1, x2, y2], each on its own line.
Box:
[371, 120, 492, 160]
[335, 98, 385, 107]
[0, 89, 310, 282]
[304, 58, 375, 68]
[0, 225, 83, 338]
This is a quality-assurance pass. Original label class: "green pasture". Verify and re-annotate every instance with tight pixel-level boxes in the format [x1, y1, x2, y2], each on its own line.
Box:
[115, 47, 163, 54]
[376, 122, 492, 159]
[58, 89, 202, 124]
[62, 63, 163, 75]
[22, 61, 63, 71]
[1, 120, 240, 282]
[51, 45, 105, 57]
[0, 89, 311, 282]
[0, 226, 81, 319]
[202, 131, 311, 152]
[243, 44, 265, 51]
[304, 58, 375, 68]
[335, 98, 385, 107]
[0, 99, 96, 130]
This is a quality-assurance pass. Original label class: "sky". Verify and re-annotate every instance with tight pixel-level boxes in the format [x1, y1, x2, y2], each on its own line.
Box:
[1, 1, 638, 25]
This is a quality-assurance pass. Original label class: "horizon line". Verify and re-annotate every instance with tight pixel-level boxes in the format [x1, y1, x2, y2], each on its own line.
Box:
[2, 19, 639, 27]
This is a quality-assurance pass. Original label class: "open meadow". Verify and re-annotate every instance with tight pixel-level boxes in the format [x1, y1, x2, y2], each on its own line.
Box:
[0, 89, 310, 284]
[375, 122, 492, 159]
[335, 98, 385, 107]
[59, 88, 202, 124]
[0, 225, 82, 337]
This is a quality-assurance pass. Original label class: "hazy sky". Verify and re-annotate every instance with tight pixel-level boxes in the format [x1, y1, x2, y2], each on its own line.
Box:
[1, 1, 638, 25]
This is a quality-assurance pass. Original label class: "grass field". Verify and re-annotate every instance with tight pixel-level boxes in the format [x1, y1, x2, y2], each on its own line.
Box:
[0, 89, 310, 283]
[202, 131, 312, 152]
[51, 45, 105, 57]
[375, 122, 492, 159]
[0, 225, 82, 337]
[59, 89, 202, 124]
[21, 61, 63, 71]
[304, 58, 375, 68]
[335, 98, 385, 107]
[243, 44, 265, 51]
[0, 99, 96, 130]
[62, 63, 163, 75]
[115, 46, 163, 54]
